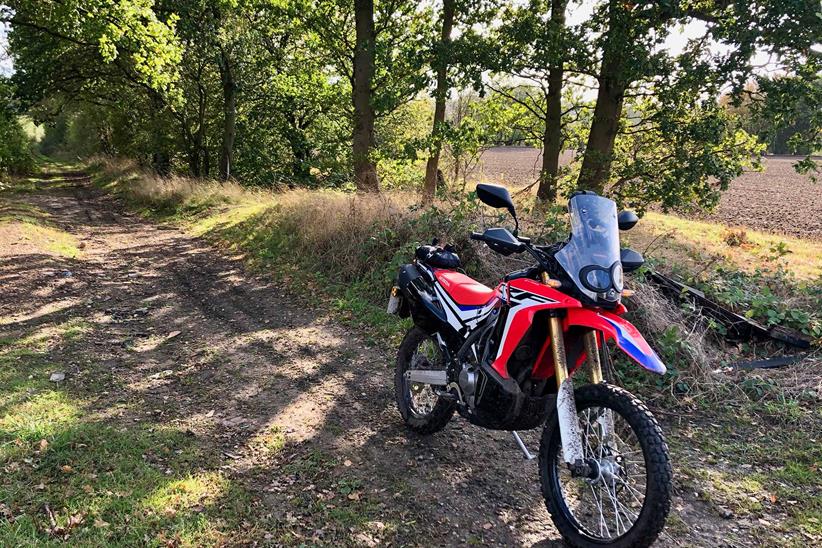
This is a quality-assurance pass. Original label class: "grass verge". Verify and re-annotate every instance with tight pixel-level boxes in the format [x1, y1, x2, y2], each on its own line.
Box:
[0, 318, 265, 546]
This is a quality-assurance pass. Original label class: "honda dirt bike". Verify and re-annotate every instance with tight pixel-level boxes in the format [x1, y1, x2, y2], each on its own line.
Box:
[388, 184, 672, 547]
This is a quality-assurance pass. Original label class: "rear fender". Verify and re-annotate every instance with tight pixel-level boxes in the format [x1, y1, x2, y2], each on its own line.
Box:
[565, 308, 667, 375]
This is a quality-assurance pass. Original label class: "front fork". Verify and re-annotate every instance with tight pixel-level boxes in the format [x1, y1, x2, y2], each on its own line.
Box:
[549, 317, 613, 470]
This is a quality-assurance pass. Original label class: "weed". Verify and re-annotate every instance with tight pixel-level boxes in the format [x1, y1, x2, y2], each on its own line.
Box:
[722, 227, 749, 247]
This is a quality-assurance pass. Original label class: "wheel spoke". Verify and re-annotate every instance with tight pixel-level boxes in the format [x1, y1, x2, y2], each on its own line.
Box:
[405, 338, 446, 417]
[553, 400, 648, 541]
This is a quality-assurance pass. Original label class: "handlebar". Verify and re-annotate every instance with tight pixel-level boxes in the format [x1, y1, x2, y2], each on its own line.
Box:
[470, 232, 484, 241]
[503, 266, 541, 282]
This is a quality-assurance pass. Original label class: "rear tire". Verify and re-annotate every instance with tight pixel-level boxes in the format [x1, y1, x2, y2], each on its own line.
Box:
[539, 383, 672, 548]
[395, 327, 455, 435]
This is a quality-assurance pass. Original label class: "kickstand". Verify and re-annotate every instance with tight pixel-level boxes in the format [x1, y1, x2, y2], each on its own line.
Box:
[511, 431, 535, 460]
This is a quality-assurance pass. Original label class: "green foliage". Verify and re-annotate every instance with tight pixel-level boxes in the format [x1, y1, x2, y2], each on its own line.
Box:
[5, 0, 822, 206]
[611, 98, 764, 213]
[0, 78, 35, 178]
[700, 266, 822, 339]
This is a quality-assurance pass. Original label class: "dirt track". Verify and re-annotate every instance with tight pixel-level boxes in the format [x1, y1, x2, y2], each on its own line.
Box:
[0, 175, 752, 546]
[471, 148, 822, 240]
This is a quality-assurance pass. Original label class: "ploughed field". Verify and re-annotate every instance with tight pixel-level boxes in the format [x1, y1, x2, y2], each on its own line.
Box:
[469, 148, 822, 240]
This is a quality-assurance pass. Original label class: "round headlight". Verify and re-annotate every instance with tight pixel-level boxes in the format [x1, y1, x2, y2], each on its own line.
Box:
[611, 262, 624, 292]
[584, 268, 612, 291]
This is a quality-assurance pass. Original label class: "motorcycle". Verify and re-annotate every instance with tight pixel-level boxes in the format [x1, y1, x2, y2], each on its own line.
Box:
[388, 184, 672, 547]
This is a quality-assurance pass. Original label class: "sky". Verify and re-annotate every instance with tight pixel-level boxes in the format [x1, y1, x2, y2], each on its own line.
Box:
[1, 22, 12, 77]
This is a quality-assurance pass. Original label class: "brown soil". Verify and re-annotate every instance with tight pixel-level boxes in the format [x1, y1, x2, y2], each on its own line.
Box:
[471, 148, 822, 240]
[0, 174, 766, 546]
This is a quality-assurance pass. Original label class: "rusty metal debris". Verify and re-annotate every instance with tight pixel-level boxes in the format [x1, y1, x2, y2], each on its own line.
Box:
[731, 355, 807, 370]
[645, 270, 812, 349]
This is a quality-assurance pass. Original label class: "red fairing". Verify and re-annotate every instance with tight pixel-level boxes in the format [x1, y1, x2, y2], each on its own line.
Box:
[565, 308, 666, 375]
[490, 278, 582, 378]
[433, 269, 496, 306]
[507, 278, 582, 308]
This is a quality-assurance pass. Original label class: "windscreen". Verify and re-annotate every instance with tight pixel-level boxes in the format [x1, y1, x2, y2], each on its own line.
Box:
[555, 194, 621, 302]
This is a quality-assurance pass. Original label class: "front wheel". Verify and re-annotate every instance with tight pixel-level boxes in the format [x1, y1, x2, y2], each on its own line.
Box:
[539, 383, 672, 548]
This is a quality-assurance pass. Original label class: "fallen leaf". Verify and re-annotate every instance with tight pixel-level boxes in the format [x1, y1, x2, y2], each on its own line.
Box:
[39, 439, 49, 451]
[61, 465, 73, 473]
[343, 459, 353, 467]
[483, 522, 494, 530]
[347, 492, 361, 501]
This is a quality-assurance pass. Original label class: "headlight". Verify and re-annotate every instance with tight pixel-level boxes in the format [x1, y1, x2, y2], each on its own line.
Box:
[611, 262, 624, 292]
[583, 268, 612, 291]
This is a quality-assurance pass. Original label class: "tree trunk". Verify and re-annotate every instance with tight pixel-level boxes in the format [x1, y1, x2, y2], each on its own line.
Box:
[537, 0, 566, 203]
[576, 2, 626, 194]
[218, 49, 237, 181]
[352, 0, 380, 192]
[423, 0, 456, 201]
[192, 76, 207, 178]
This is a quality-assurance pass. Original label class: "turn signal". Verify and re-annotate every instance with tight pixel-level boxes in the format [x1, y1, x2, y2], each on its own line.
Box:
[622, 289, 636, 297]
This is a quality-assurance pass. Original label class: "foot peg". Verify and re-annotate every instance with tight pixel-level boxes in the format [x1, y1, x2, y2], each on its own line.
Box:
[511, 431, 535, 460]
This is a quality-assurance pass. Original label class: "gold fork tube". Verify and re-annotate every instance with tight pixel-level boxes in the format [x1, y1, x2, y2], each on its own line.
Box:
[549, 316, 569, 386]
[584, 330, 604, 384]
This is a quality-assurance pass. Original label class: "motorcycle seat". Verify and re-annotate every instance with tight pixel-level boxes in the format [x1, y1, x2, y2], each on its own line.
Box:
[433, 270, 495, 307]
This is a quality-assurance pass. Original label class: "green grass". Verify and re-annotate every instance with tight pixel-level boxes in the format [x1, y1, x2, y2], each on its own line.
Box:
[671, 400, 822, 540]
[0, 322, 264, 546]
[627, 211, 822, 280]
[0, 191, 82, 259]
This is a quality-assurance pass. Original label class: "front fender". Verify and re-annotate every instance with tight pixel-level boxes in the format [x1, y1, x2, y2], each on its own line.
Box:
[566, 308, 667, 375]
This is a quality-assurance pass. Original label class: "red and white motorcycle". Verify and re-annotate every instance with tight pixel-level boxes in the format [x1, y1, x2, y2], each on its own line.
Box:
[389, 184, 672, 547]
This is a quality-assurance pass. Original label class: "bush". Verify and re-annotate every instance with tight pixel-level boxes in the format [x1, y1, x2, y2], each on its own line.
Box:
[0, 115, 35, 177]
[0, 79, 36, 178]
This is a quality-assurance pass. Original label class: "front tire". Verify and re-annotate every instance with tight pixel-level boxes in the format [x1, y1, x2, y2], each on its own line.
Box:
[539, 383, 672, 548]
[395, 327, 455, 435]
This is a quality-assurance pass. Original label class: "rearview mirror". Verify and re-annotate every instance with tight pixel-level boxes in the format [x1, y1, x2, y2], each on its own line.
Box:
[476, 183, 519, 234]
[621, 248, 645, 272]
[476, 183, 515, 216]
[618, 210, 639, 231]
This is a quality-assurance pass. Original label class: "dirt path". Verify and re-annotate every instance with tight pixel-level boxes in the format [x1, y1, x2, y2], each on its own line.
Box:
[1, 174, 741, 546]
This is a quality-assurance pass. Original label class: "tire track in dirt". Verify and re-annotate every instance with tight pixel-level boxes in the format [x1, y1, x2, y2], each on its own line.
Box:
[0, 174, 737, 546]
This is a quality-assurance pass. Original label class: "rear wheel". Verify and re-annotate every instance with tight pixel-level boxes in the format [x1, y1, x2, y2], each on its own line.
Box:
[394, 327, 455, 435]
[539, 383, 672, 548]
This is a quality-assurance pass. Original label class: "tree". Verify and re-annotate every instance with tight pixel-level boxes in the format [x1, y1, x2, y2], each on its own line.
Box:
[493, 0, 582, 202]
[307, 0, 431, 192]
[422, 0, 456, 200]
[0, 77, 34, 176]
[576, 0, 821, 195]
[352, 0, 379, 191]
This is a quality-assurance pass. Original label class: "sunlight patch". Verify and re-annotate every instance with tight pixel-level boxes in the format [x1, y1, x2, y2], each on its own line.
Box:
[0, 391, 80, 441]
[142, 471, 229, 514]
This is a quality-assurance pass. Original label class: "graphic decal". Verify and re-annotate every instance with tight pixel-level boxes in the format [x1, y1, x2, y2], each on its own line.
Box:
[599, 314, 667, 375]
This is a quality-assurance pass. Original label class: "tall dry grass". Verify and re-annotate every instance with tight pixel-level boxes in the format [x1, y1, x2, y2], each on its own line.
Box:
[93, 157, 789, 398]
